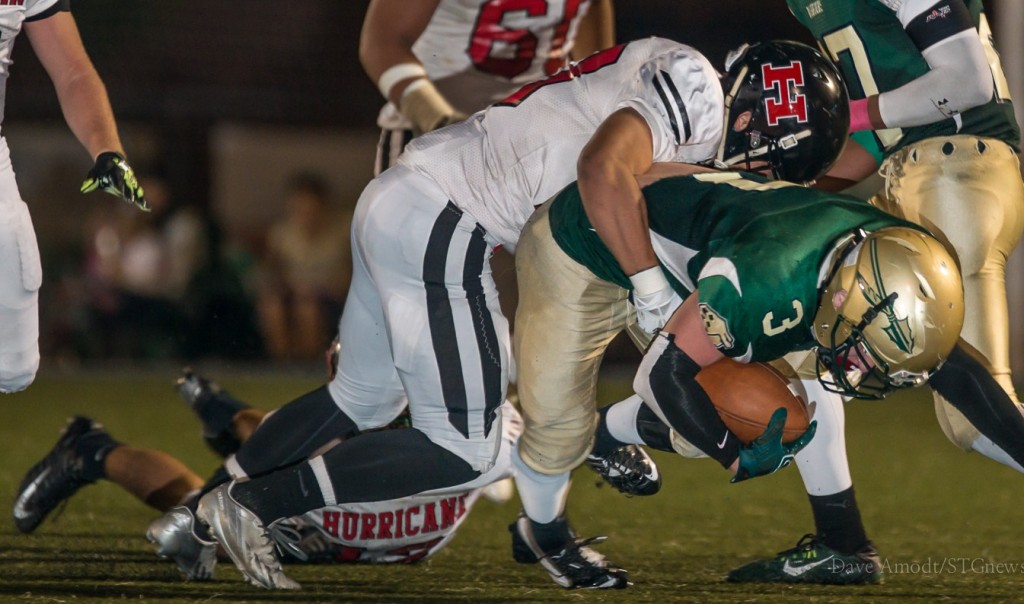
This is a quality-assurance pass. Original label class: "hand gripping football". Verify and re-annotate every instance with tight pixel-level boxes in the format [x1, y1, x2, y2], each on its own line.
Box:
[696, 359, 810, 444]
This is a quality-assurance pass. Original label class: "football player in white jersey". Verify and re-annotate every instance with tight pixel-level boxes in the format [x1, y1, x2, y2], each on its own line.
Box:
[360, 0, 614, 175]
[0, 0, 146, 393]
[189, 37, 850, 592]
[12, 369, 521, 579]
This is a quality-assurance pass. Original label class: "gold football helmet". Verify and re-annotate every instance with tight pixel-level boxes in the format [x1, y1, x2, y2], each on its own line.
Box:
[813, 227, 965, 399]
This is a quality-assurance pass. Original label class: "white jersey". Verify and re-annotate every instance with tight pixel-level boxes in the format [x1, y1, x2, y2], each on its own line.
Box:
[377, 0, 595, 129]
[399, 37, 725, 251]
[0, 0, 66, 127]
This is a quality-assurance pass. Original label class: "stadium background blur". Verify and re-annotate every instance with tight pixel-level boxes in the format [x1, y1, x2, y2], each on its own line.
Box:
[8, 0, 1023, 372]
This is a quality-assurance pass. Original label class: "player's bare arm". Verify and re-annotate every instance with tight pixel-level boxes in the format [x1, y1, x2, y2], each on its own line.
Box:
[814, 138, 880, 192]
[578, 108, 657, 275]
[25, 12, 123, 160]
[360, 0, 460, 134]
[571, 0, 614, 59]
[26, 11, 146, 210]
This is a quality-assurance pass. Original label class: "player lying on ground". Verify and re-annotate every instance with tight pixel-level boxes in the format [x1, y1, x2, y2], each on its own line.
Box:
[12, 369, 521, 579]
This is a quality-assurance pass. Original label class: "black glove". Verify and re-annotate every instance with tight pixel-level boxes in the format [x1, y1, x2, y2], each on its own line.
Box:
[81, 151, 148, 211]
[731, 408, 817, 483]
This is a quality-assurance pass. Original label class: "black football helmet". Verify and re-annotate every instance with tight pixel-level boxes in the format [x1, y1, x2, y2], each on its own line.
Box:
[718, 40, 849, 184]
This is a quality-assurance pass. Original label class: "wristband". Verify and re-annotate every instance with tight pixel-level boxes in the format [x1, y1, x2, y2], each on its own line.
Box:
[377, 62, 428, 99]
[849, 97, 872, 132]
[629, 266, 669, 297]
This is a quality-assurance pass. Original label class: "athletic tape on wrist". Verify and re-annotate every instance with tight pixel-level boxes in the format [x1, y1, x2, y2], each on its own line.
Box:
[629, 266, 670, 297]
[400, 77, 431, 101]
[849, 98, 872, 133]
[377, 62, 428, 99]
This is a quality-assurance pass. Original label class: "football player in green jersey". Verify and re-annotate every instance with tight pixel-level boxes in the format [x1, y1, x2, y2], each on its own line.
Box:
[513, 159, 971, 583]
[724, 0, 1024, 584]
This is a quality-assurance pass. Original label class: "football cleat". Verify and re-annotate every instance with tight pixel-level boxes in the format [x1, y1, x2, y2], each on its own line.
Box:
[585, 445, 661, 496]
[196, 484, 300, 590]
[727, 534, 883, 585]
[509, 514, 629, 589]
[146, 506, 218, 581]
[12, 417, 104, 534]
[176, 368, 241, 457]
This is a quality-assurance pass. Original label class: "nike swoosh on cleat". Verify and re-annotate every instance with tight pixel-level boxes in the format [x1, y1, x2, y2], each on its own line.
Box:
[782, 555, 835, 577]
[13, 468, 51, 520]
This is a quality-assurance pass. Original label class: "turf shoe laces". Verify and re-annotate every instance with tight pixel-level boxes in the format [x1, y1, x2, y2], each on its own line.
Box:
[196, 483, 300, 590]
[146, 506, 218, 581]
[585, 444, 661, 496]
[727, 533, 883, 585]
[509, 514, 629, 589]
[12, 417, 106, 534]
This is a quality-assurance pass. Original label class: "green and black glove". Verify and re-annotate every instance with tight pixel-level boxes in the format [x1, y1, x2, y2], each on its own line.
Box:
[731, 408, 817, 483]
[81, 151, 148, 211]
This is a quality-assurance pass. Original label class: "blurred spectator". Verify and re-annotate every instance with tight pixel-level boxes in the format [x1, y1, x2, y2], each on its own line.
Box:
[257, 173, 352, 362]
[82, 175, 208, 358]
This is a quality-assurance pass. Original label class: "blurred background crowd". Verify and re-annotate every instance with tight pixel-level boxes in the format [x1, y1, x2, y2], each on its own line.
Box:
[10, 1, 1023, 371]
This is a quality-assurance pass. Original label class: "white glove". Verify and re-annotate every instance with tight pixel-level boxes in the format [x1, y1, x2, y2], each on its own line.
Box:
[629, 266, 683, 334]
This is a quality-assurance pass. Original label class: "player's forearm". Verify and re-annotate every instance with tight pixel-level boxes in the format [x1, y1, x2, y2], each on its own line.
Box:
[359, 0, 438, 106]
[578, 158, 658, 275]
[874, 33, 991, 129]
[633, 333, 741, 469]
[54, 68, 123, 159]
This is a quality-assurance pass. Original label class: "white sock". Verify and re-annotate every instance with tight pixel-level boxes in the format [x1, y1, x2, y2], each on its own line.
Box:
[512, 445, 570, 524]
[604, 394, 645, 445]
[971, 435, 1024, 473]
[794, 378, 853, 496]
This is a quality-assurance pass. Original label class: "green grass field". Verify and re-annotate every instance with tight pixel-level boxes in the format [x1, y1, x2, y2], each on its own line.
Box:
[1, 366, 1023, 603]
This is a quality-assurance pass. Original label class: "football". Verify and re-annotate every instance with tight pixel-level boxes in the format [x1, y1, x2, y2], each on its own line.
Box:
[695, 358, 810, 444]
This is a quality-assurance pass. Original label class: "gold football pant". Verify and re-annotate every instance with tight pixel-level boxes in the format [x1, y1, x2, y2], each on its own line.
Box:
[872, 135, 1024, 448]
[514, 201, 633, 474]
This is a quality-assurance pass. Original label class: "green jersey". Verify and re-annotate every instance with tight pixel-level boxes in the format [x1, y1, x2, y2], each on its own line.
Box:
[548, 172, 920, 362]
[787, 0, 1019, 155]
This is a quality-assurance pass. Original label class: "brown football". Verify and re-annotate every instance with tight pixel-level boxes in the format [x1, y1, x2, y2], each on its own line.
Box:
[695, 358, 810, 444]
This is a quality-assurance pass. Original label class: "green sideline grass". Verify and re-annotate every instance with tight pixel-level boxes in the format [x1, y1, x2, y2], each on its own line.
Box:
[1, 367, 1023, 603]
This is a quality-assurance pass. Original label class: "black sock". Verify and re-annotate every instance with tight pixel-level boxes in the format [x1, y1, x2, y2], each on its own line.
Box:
[810, 487, 869, 555]
[195, 391, 250, 438]
[529, 515, 573, 553]
[231, 462, 326, 525]
[592, 406, 628, 456]
[76, 431, 122, 483]
[190, 465, 232, 512]
[635, 403, 675, 453]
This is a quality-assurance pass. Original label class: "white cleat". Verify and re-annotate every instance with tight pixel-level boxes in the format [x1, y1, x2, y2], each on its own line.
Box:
[196, 484, 300, 590]
[481, 477, 516, 504]
[146, 506, 217, 581]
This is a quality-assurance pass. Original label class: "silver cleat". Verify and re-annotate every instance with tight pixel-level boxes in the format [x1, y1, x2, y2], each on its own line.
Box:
[196, 483, 300, 590]
[146, 506, 218, 581]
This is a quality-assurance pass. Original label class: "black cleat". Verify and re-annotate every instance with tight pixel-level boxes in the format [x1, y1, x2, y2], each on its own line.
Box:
[586, 444, 661, 496]
[12, 417, 105, 534]
[176, 368, 242, 457]
[509, 514, 629, 589]
[727, 534, 883, 585]
[176, 367, 222, 411]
